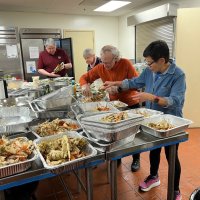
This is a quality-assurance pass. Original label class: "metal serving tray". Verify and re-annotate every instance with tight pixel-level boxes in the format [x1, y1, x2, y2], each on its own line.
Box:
[30, 118, 82, 138]
[0, 116, 33, 135]
[129, 108, 163, 118]
[34, 131, 97, 170]
[83, 124, 140, 142]
[141, 114, 192, 138]
[0, 132, 38, 178]
[109, 100, 128, 110]
[28, 86, 74, 111]
[79, 130, 138, 152]
[81, 111, 143, 129]
[0, 106, 31, 118]
[79, 101, 118, 114]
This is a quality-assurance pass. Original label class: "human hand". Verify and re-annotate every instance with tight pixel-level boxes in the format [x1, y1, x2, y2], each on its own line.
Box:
[105, 86, 119, 95]
[81, 84, 92, 97]
[102, 81, 122, 90]
[132, 92, 155, 103]
[50, 72, 61, 77]
[64, 63, 72, 69]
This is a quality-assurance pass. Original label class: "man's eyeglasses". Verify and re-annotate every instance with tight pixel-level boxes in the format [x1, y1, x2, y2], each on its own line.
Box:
[144, 60, 155, 66]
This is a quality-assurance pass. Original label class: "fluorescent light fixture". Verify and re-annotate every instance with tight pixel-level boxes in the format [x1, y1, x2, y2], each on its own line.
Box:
[94, 1, 131, 12]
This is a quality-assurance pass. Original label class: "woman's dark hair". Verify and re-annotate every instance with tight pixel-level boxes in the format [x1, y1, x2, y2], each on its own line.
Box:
[143, 40, 169, 63]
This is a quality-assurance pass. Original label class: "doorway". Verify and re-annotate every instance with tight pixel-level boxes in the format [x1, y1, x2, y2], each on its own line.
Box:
[63, 30, 94, 81]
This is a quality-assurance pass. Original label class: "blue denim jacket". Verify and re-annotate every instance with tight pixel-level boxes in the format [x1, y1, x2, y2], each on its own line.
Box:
[121, 62, 186, 117]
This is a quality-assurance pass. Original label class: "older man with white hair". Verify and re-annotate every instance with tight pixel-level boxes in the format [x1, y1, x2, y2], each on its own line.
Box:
[79, 45, 141, 170]
[38, 38, 72, 77]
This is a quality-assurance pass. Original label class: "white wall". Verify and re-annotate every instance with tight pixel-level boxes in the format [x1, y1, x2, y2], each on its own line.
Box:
[0, 11, 119, 56]
[118, 15, 135, 60]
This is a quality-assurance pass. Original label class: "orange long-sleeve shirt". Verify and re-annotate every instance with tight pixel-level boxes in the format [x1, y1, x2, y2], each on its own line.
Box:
[79, 58, 139, 106]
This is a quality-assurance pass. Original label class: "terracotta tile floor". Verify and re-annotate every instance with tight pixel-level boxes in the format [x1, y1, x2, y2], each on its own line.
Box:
[35, 128, 200, 200]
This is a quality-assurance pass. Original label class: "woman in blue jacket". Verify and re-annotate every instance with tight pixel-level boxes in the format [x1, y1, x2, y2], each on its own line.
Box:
[103, 40, 186, 200]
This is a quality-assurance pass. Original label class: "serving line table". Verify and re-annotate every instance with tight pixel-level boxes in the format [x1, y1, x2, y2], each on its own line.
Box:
[0, 151, 105, 200]
[106, 131, 189, 200]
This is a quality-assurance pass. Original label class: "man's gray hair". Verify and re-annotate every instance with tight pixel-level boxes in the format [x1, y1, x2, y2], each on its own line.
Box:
[45, 38, 56, 47]
[100, 45, 120, 61]
[83, 48, 95, 58]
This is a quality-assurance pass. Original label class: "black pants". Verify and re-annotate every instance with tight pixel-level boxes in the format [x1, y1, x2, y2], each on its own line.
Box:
[5, 181, 39, 200]
[150, 144, 181, 191]
[128, 103, 140, 161]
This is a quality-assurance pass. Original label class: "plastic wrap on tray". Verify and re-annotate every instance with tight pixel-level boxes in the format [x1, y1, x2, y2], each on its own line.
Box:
[129, 108, 163, 118]
[34, 131, 97, 170]
[0, 135, 38, 178]
[30, 118, 82, 138]
[79, 101, 118, 114]
[141, 114, 192, 138]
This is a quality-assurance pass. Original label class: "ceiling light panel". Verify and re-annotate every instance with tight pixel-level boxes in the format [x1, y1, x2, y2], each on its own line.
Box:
[94, 1, 131, 12]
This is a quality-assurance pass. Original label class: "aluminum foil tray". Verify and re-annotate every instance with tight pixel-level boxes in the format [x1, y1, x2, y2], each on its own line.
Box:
[0, 133, 38, 178]
[83, 123, 140, 142]
[34, 131, 97, 170]
[80, 111, 143, 129]
[29, 95, 76, 112]
[141, 114, 192, 138]
[0, 116, 33, 134]
[0, 106, 31, 118]
[129, 108, 163, 118]
[30, 118, 82, 138]
[79, 101, 118, 114]
[109, 100, 128, 110]
[79, 130, 138, 152]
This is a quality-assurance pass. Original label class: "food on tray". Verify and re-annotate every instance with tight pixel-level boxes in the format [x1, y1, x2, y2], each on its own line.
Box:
[101, 112, 128, 123]
[96, 105, 110, 111]
[81, 93, 104, 103]
[37, 135, 87, 166]
[147, 119, 175, 130]
[133, 110, 151, 117]
[111, 100, 127, 108]
[0, 136, 34, 167]
[35, 119, 80, 137]
[54, 62, 65, 73]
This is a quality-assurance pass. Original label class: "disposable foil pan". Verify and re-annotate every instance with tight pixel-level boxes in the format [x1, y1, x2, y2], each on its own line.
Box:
[129, 108, 163, 118]
[79, 130, 138, 152]
[80, 111, 143, 129]
[30, 119, 82, 138]
[34, 131, 97, 171]
[141, 114, 192, 138]
[29, 95, 76, 112]
[79, 101, 118, 114]
[82, 123, 141, 142]
[0, 106, 31, 118]
[0, 116, 33, 134]
[0, 134, 38, 178]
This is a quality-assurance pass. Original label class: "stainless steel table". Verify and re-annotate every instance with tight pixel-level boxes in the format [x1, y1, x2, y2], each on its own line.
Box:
[0, 152, 105, 200]
[106, 131, 189, 200]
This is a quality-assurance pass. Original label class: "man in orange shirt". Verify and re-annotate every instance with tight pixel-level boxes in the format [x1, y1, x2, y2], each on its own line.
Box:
[79, 45, 141, 171]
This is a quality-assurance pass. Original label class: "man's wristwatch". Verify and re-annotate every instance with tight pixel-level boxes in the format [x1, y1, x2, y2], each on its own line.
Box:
[117, 86, 123, 93]
[154, 96, 160, 103]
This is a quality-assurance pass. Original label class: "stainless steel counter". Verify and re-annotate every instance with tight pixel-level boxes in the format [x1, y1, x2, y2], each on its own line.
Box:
[106, 131, 189, 200]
